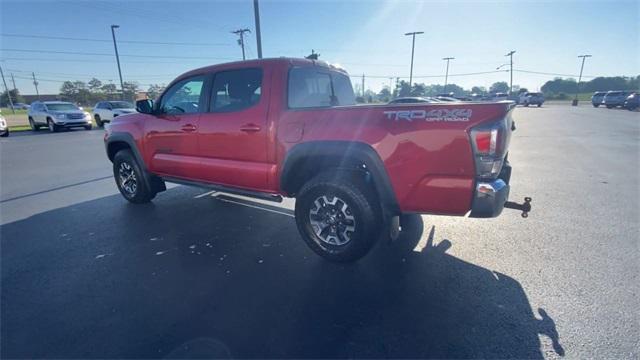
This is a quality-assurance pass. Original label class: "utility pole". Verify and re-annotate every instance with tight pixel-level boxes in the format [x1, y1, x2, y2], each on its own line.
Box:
[505, 50, 516, 96]
[574, 54, 592, 106]
[442, 57, 454, 94]
[388, 77, 393, 94]
[404, 31, 424, 88]
[10, 73, 17, 90]
[110, 25, 125, 101]
[32, 72, 40, 99]
[232, 28, 251, 60]
[253, 0, 263, 59]
[361, 74, 365, 99]
[0, 65, 15, 113]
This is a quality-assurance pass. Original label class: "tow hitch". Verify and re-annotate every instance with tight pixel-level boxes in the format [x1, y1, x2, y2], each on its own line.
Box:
[504, 197, 532, 218]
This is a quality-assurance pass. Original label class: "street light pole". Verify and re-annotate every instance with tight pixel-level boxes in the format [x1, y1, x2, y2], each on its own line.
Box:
[442, 57, 454, 94]
[505, 50, 516, 96]
[110, 25, 125, 101]
[574, 54, 592, 106]
[253, 0, 263, 59]
[404, 31, 424, 88]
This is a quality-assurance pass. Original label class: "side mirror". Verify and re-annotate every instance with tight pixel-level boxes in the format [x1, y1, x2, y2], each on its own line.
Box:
[136, 99, 154, 114]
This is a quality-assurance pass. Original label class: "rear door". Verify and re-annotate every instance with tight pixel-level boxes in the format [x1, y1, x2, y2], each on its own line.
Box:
[144, 75, 207, 180]
[196, 67, 272, 191]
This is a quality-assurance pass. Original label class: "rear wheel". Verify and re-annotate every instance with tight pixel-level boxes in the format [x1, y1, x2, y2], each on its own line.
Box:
[606, 105, 614, 109]
[295, 170, 381, 262]
[113, 149, 155, 204]
[537, 103, 542, 107]
[593, 104, 599, 107]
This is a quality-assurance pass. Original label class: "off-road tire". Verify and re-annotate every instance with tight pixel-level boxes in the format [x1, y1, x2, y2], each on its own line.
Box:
[113, 149, 155, 204]
[294, 170, 381, 262]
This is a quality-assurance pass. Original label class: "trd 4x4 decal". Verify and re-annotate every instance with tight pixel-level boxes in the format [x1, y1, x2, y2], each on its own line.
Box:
[383, 109, 472, 122]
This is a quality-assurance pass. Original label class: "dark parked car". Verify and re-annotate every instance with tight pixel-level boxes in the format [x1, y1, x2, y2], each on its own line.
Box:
[591, 92, 606, 107]
[624, 92, 639, 111]
[603, 91, 631, 109]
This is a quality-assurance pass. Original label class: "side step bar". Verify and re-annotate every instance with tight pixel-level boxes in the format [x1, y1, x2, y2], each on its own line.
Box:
[162, 177, 283, 203]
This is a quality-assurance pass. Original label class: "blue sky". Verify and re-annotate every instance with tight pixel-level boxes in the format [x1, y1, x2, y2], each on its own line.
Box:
[1, 0, 638, 94]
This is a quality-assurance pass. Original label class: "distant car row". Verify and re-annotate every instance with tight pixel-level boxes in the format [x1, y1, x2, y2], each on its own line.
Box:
[24, 100, 136, 133]
[389, 92, 544, 107]
[591, 91, 638, 110]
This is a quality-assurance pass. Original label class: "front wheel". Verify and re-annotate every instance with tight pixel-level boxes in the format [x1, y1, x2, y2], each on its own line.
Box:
[593, 104, 599, 108]
[29, 117, 40, 131]
[47, 119, 59, 132]
[537, 103, 542, 107]
[94, 115, 103, 127]
[84, 124, 92, 130]
[113, 149, 155, 204]
[294, 170, 381, 262]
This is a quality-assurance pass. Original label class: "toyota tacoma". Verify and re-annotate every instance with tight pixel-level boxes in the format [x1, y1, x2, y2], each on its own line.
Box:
[104, 58, 531, 262]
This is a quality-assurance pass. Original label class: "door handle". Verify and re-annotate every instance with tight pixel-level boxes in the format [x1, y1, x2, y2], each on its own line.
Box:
[240, 123, 261, 132]
[181, 124, 197, 132]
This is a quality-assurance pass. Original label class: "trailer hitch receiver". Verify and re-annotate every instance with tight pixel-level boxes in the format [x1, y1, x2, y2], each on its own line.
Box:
[504, 197, 532, 218]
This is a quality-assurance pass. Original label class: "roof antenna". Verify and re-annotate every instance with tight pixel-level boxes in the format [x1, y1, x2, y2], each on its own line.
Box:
[305, 49, 320, 60]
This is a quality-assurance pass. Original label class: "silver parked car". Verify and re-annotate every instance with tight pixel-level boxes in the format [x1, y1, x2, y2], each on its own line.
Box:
[28, 101, 92, 132]
[93, 101, 136, 127]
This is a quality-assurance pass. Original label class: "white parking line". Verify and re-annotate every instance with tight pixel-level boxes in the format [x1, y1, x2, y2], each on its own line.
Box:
[215, 197, 295, 218]
[194, 190, 217, 198]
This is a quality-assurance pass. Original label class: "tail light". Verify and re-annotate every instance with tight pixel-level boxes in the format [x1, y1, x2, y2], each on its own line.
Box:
[470, 114, 512, 179]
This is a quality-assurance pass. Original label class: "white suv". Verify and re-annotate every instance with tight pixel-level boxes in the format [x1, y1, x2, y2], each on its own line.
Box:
[93, 101, 136, 127]
[28, 101, 92, 132]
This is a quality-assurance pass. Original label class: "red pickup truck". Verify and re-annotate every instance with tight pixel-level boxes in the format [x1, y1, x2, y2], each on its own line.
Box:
[105, 58, 530, 262]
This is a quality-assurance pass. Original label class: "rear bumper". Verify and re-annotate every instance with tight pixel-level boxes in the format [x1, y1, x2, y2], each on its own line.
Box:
[469, 163, 511, 218]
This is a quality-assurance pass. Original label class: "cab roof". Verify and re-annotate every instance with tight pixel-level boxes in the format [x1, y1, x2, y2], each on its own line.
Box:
[176, 57, 349, 83]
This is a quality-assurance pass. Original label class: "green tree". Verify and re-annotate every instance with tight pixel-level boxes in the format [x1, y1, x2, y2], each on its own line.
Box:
[377, 87, 391, 102]
[490, 81, 509, 93]
[396, 80, 412, 97]
[471, 86, 487, 95]
[88, 78, 103, 93]
[1, 89, 24, 107]
[147, 84, 165, 100]
[122, 81, 139, 102]
[101, 83, 117, 96]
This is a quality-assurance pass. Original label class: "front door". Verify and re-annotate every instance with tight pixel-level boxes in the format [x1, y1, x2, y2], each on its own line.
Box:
[197, 67, 272, 191]
[144, 75, 206, 180]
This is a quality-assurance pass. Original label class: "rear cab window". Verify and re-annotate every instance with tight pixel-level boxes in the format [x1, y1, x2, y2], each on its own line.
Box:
[288, 67, 356, 109]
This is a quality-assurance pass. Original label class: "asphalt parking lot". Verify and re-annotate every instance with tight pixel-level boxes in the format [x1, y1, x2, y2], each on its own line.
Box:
[1, 104, 638, 358]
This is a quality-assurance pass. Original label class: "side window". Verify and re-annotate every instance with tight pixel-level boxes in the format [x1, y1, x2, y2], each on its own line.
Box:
[160, 76, 205, 114]
[210, 68, 262, 112]
[288, 68, 333, 108]
[287, 67, 356, 109]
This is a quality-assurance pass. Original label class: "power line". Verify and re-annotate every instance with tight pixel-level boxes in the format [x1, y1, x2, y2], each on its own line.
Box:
[513, 69, 597, 79]
[1, 48, 235, 60]
[0, 33, 230, 47]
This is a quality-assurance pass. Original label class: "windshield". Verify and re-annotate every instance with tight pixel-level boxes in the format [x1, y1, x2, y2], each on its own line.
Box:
[46, 103, 79, 111]
[109, 101, 133, 109]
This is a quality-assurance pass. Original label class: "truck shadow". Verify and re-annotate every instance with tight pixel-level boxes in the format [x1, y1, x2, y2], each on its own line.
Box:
[0, 188, 563, 358]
